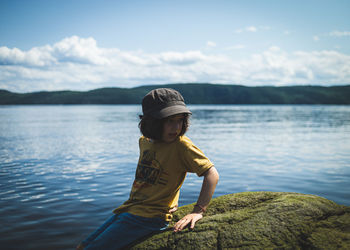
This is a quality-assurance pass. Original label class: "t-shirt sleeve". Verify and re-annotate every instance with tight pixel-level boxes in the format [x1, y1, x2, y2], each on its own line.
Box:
[180, 138, 214, 176]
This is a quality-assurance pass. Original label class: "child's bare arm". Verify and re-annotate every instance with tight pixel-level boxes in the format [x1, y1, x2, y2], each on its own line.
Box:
[173, 167, 219, 232]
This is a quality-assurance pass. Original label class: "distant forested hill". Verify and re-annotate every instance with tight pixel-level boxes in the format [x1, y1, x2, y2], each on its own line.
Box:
[1, 83, 350, 104]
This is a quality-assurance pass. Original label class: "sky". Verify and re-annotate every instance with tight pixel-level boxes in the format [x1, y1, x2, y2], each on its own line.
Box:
[0, 0, 350, 93]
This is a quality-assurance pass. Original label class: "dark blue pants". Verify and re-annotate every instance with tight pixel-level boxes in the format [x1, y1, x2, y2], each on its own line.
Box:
[82, 213, 169, 250]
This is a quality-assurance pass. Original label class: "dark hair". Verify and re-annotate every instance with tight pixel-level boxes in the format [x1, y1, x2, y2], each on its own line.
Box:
[138, 113, 190, 141]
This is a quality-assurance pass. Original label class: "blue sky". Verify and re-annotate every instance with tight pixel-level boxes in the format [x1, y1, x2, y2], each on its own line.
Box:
[1, 0, 349, 92]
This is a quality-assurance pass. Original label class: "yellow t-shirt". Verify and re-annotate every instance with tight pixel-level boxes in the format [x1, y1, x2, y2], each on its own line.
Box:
[113, 135, 213, 221]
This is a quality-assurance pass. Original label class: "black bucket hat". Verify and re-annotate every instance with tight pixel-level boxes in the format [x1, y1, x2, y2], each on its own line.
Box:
[142, 88, 191, 119]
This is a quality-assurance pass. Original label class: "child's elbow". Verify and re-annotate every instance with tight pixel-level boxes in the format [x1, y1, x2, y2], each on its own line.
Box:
[213, 167, 219, 183]
[207, 166, 219, 184]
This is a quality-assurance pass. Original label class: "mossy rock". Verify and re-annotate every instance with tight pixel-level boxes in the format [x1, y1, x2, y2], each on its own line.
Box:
[129, 192, 350, 249]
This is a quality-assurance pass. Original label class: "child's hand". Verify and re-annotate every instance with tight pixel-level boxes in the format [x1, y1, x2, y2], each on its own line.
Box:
[173, 213, 203, 232]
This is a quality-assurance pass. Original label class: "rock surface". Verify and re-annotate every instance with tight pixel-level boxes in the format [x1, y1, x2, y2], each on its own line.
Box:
[129, 192, 350, 249]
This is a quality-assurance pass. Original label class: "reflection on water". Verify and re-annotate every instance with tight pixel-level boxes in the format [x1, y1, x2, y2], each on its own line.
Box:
[1, 105, 350, 249]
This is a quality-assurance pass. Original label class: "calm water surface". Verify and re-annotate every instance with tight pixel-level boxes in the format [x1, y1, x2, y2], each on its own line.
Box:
[1, 105, 350, 249]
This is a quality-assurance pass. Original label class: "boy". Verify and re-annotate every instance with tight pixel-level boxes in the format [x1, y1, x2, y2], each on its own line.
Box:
[78, 88, 219, 249]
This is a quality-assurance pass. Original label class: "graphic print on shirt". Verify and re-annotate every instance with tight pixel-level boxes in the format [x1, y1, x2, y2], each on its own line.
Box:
[134, 150, 168, 188]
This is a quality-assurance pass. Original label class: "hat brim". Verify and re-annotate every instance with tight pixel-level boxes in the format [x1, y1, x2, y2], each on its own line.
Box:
[151, 105, 191, 119]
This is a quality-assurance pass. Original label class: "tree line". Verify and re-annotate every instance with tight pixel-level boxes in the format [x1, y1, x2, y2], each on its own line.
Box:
[1, 83, 349, 105]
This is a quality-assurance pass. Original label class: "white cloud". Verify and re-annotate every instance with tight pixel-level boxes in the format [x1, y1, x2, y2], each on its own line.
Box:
[246, 26, 257, 32]
[313, 30, 350, 41]
[0, 36, 110, 67]
[225, 44, 246, 50]
[51, 36, 110, 65]
[159, 51, 205, 65]
[206, 41, 217, 47]
[0, 46, 55, 66]
[234, 26, 269, 34]
[329, 30, 350, 37]
[1, 36, 350, 92]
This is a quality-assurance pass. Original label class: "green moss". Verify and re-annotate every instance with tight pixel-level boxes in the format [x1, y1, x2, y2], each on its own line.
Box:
[129, 192, 350, 249]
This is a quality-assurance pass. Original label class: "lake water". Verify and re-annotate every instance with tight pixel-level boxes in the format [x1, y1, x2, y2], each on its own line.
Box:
[1, 105, 350, 249]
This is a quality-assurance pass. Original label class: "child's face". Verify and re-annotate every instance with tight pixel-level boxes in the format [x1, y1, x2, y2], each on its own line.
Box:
[162, 114, 185, 143]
